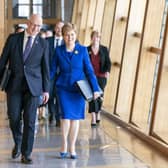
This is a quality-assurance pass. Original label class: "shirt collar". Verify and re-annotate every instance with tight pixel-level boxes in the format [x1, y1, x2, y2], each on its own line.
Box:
[24, 30, 36, 39]
[55, 36, 63, 41]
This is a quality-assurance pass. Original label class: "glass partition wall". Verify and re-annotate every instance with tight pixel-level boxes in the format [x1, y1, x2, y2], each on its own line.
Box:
[5, 0, 74, 35]
[150, 2, 168, 144]
[102, 0, 168, 146]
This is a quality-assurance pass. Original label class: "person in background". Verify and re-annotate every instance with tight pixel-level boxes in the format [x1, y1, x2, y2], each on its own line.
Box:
[46, 30, 53, 38]
[46, 20, 64, 127]
[87, 30, 111, 127]
[39, 29, 47, 38]
[50, 23, 100, 159]
[15, 26, 25, 33]
[0, 14, 50, 164]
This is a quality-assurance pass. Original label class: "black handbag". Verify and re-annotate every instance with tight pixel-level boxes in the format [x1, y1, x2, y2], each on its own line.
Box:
[0, 66, 11, 91]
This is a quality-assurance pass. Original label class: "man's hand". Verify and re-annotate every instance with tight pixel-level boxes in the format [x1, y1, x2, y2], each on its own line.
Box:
[42, 92, 49, 104]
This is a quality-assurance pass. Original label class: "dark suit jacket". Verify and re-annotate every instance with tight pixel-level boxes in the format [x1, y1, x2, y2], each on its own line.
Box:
[87, 45, 111, 73]
[0, 31, 50, 96]
[46, 36, 64, 68]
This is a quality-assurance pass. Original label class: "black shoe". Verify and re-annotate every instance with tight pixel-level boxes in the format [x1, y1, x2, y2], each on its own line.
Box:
[21, 156, 33, 164]
[49, 115, 54, 124]
[55, 120, 61, 127]
[49, 120, 56, 126]
[96, 120, 100, 124]
[12, 145, 21, 159]
[91, 123, 97, 127]
[56, 120, 60, 127]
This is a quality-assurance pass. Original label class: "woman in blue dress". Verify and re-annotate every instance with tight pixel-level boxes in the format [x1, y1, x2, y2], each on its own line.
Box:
[50, 23, 100, 159]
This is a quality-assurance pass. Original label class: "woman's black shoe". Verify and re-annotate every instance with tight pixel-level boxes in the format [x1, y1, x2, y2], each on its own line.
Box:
[96, 120, 100, 124]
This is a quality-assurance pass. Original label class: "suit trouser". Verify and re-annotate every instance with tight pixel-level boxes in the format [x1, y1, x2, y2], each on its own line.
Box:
[48, 78, 60, 121]
[7, 90, 39, 157]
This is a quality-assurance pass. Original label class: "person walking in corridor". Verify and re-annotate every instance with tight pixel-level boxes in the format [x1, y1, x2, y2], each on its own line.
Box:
[0, 14, 50, 164]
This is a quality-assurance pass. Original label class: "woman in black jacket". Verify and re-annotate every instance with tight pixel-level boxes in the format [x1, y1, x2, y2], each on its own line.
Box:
[87, 30, 111, 127]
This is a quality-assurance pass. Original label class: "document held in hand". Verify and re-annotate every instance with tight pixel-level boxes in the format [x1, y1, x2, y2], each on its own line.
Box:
[76, 79, 103, 102]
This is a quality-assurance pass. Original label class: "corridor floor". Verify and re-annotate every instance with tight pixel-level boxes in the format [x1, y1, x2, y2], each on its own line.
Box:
[0, 102, 167, 168]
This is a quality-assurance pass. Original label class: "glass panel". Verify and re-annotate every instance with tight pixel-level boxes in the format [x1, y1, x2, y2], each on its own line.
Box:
[33, 0, 42, 4]
[33, 5, 42, 16]
[13, 0, 29, 18]
[18, 5, 30, 17]
[12, 0, 57, 18]
[151, 0, 168, 145]
[12, 0, 74, 20]
[18, 0, 29, 3]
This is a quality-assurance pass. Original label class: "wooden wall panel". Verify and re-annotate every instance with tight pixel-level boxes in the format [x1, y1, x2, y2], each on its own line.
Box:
[78, 0, 90, 43]
[71, 0, 84, 39]
[83, 0, 97, 45]
[131, 0, 165, 132]
[101, 0, 116, 47]
[71, 0, 78, 24]
[0, 0, 6, 101]
[93, 0, 106, 32]
[0, 0, 5, 53]
[103, 0, 130, 112]
[116, 0, 147, 122]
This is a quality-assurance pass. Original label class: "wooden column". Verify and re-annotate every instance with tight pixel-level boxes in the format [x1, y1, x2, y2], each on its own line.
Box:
[93, 0, 106, 32]
[0, 0, 6, 102]
[103, 0, 130, 112]
[116, 0, 147, 122]
[78, 0, 89, 44]
[0, 0, 5, 53]
[101, 0, 116, 47]
[83, 0, 97, 45]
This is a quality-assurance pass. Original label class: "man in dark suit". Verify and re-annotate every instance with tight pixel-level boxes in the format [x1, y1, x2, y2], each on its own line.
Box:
[46, 20, 64, 127]
[0, 14, 50, 164]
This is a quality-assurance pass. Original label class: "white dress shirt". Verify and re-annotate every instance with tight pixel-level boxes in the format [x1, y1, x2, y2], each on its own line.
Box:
[23, 31, 36, 52]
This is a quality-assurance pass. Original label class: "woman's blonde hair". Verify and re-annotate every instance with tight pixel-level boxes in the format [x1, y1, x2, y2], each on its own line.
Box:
[62, 23, 77, 36]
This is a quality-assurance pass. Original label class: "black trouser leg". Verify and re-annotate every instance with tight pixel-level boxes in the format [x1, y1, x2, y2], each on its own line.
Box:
[7, 93, 23, 148]
[21, 91, 39, 157]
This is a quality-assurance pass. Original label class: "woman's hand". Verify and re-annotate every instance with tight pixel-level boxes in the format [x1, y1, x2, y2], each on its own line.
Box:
[105, 72, 110, 79]
[93, 91, 100, 100]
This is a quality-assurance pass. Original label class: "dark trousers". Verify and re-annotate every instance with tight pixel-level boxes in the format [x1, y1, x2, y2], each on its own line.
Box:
[48, 78, 60, 122]
[7, 82, 39, 157]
